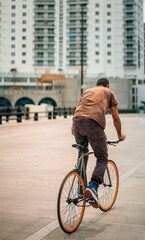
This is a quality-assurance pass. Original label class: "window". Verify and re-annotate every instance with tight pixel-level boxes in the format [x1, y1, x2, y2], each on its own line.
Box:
[22, 20, 26, 24]
[95, 27, 99, 31]
[96, 51, 99, 55]
[23, 12, 26, 16]
[11, 44, 15, 48]
[22, 52, 26, 56]
[96, 59, 99, 63]
[95, 35, 99, 39]
[22, 60, 26, 64]
[11, 60, 15, 64]
[11, 13, 16, 17]
[22, 28, 26, 32]
[23, 5, 27, 8]
[11, 29, 15, 33]
[107, 20, 111, 24]
[107, 59, 111, 64]
[11, 52, 15, 56]
[107, 4, 111, 8]
[12, 5, 16, 9]
[11, 21, 15, 25]
[95, 12, 99, 15]
[11, 37, 15, 40]
[22, 44, 26, 48]
[95, 19, 99, 23]
[107, 52, 111, 55]
[96, 43, 99, 47]
[22, 36, 26, 40]
[96, 4, 99, 7]
[107, 28, 111, 32]
[107, 36, 111, 40]
[107, 44, 111, 47]
[107, 12, 111, 16]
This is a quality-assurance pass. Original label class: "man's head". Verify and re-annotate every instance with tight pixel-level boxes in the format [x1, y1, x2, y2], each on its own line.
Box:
[96, 78, 109, 88]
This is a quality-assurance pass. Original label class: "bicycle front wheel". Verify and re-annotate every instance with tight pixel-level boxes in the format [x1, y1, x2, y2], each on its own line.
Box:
[98, 160, 119, 212]
[57, 169, 86, 234]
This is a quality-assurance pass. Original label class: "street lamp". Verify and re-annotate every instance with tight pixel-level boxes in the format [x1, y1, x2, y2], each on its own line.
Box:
[81, 4, 84, 95]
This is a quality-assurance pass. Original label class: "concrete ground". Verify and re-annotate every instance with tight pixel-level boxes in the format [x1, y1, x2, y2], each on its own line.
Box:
[0, 114, 145, 240]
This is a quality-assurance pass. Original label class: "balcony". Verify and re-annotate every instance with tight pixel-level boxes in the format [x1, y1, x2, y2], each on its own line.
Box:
[33, 23, 55, 28]
[67, 23, 88, 27]
[34, 8, 55, 12]
[33, 63, 55, 67]
[123, 31, 137, 35]
[33, 39, 55, 43]
[67, 39, 87, 43]
[123, 23, 137, 28]
[123, 55, 137, 59]
[34, 0, 55, 2]
[67, 15, 88, 20]
[33, 56, 54, 59]
[123, 0, 137, 4]
[67, 0, 88, 3]
[123, 39, 137, 43]
[33, 31, 55, 36]
[34, 16, 55, 20]
[67, 55, 87, 59]
[33, 47, 55, 51]
[123, 15, 137, 20]
[123, 47, 137, 51]
[67, 7, 88, 12]
[67, 47, 87, 51]
[67, 31, 88, 36]
[123, 7, 136, 12]
[123, 64, 137, 67]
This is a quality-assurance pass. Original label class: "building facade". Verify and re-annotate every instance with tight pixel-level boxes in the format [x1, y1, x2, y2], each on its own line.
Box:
[0, 0, 144, 108]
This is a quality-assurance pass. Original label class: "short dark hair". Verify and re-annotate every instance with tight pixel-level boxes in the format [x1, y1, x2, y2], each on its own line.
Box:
[96, 78, 109, 87]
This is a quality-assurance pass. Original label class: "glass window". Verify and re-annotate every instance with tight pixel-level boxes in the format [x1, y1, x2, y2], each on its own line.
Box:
[107, 12, 111, 16]
[96, 59, 99, 63]
[22, 44, 26, 48]
[22, 36, 26, 40]
[11, 13, 16, 17]
[11, 52, 15, 56]
[12, 5, 16, 9]
[22, 60, 26, 64]
[11, 37, 15, 40]
[11, 60, 15, 64]
[95, 12, 99, 15]
[107, 36, 111, 40]
[22, 28, 26, 32]
[96, 43, 99, 47]
[107, 28, 111, 32]
[95, 19, 99, 23]
[96, 4, 99, 7]
[95, 27, 99, 31]
[11, 44, 15, 48]
[11, 29, 15, 33]
[107, 4, 111, 8]
[96, 51, 99, 55]
[22, 20, 26, 24]
[107, 59, 111, 63]
[107, 44, 111, 47]
[107, 20, 111, 24]
[22, 52, 26, 56]
[107, 52, 111, 55]
[23, 12, 26, 16]
[23, 5, 27, 8]
[95, 35, 99, 39]
[11, 21, 15, 25]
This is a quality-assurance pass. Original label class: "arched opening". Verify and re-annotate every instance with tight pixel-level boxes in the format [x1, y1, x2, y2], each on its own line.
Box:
[39, 98, 57, 107]
[0, 97, 12, 107]
[15, 97, 35, 106]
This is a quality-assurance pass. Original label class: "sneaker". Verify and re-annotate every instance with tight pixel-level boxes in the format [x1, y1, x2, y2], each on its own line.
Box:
[85, 182, 99, 208]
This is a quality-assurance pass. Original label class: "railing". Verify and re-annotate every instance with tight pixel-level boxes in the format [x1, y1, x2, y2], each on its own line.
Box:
[0, 107, 76, 125]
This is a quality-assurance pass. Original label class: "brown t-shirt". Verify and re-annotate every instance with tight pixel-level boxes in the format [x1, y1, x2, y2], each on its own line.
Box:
[74, 86, 118, 129]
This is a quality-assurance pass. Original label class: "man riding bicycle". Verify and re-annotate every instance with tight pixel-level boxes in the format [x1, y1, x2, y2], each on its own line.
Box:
[72, 78, 126, 208]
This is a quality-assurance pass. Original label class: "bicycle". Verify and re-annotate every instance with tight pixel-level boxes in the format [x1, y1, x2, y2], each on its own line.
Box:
[57, 140, 120, 234]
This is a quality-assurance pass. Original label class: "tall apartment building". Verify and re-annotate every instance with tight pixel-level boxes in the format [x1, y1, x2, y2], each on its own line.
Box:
[0, 0, 144, 108]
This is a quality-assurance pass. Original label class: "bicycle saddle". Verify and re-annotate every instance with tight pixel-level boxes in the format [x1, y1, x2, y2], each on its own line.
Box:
[72, 143, 87, 152]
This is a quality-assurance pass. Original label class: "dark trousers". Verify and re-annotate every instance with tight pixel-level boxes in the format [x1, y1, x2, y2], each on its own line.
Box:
[72, 118, 108, 185]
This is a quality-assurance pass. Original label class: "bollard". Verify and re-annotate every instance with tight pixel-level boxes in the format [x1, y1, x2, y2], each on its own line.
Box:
[6, 107, 10, 122]
[34, 112, 38, 121]
[48, 112, 52, 119]
[17, 107, 22, 123]
[26, 107, 29, 120]
[0, 115, 2, 125]
[53, 111, 56, 119]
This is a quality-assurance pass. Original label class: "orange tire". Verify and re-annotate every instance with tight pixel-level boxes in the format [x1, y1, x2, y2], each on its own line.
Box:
[98, 160, 119, 212]
[57, 170, 86, 233]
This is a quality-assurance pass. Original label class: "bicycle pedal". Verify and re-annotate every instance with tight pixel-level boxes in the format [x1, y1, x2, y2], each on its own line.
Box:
[88, 199, 99, 209]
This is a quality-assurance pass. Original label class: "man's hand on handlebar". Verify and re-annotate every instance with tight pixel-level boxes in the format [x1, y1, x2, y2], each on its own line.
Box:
[118, 134, 126, 141]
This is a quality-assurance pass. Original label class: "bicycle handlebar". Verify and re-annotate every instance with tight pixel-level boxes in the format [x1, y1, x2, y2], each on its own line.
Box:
[107, 140, 121, 146]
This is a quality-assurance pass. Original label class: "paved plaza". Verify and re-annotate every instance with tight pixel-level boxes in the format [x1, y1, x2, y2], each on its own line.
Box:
[0, 114, 145, 240]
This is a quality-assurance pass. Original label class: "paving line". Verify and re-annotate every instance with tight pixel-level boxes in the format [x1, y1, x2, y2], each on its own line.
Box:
[24, 159, 145, 240]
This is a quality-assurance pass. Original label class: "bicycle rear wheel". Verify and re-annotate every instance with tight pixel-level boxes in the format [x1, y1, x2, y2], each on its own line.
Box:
[57, 169, 86, 234]
[98, 160, 119, 212]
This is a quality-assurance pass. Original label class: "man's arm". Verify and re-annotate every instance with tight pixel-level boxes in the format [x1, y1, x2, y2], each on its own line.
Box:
[111, 105, 126, 141]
